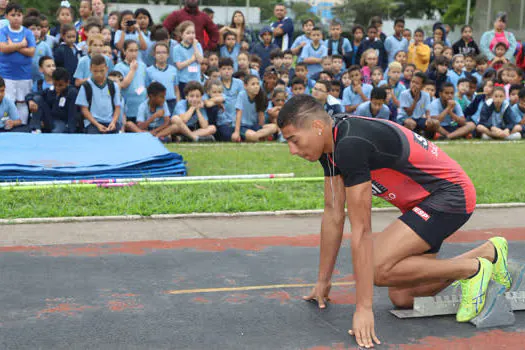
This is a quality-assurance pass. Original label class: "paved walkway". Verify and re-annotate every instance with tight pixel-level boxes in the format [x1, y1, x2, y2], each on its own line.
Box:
[1, 207, 523, 246]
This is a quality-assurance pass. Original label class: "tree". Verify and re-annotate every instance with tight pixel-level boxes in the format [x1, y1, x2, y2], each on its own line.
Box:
[250, 0, 281, 22]
[390, 0, 436, 19]
[331, 0, 475, 28]
[19, 0, 80, 22]
[433, 0, 476, 26]
[290, 2, 320, 23]
[332, 0, 392, 27]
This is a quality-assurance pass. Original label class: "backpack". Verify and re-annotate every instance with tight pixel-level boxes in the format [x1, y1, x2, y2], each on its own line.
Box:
[81, 80, 116, 111]
[328, 37, 353, 68]
[328, 38, 344, 56]
[36, 79, 44, 92]
[515, 41, 525, 71]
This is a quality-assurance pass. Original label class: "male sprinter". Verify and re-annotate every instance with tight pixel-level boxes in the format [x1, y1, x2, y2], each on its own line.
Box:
[277, 95, 511, 349]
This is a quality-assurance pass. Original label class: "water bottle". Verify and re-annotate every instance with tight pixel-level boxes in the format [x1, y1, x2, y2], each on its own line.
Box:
[0, 116, 8, 129]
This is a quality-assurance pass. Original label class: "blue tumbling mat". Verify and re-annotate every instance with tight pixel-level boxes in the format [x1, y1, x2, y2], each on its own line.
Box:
[0, 133, 186, 181]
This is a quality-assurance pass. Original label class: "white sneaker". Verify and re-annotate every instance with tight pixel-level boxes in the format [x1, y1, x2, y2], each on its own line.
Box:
[481, 133, 492, 140]
[505, 132, 522, 140]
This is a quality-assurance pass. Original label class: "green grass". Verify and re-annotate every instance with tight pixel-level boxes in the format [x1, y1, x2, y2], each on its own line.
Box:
[1, 142, 524, 219]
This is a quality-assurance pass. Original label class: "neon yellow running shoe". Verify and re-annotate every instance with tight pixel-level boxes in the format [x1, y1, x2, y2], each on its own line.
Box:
[489, 237, 512, 290]
[456, 258, 493, 322]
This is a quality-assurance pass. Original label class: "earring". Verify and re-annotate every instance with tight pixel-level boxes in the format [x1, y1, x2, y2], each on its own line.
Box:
[318, 131, 322, 136]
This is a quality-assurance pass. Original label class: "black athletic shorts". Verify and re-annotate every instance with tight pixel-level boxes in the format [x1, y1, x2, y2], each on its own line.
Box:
[399, 199, 472, 254]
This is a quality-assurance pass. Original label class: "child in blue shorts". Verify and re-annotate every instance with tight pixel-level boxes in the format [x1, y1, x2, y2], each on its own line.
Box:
[173, 81, 216, 141]
[0, 77, 28, 132]
[114, 40, 147, 123]
[232, 75, 278, 142]
[397, 72, 439, 134]
[128, 82, 177, 142]
[430, 82, 473, 140]
[0, 3, 36, 125]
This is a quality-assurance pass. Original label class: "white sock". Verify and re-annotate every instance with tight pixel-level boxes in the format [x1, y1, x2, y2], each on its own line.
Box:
[481, 133, 492, 140]
[505, 132, 522, 140]
[16, 102, 29, 125]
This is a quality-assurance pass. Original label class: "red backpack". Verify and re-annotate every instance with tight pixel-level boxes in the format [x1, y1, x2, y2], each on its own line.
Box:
[515, 41, 525, 70]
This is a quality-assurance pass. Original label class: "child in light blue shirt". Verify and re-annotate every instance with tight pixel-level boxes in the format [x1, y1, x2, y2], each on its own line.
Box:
[291, 19, 313, 56]
[74, 34, 114, 87]
[32, 56, 55, 92]
[25, 17, 53, 82]
[114, 40, 148, 123]
[430, 82, 474, 140]
[0, 77, 24, 132]
[447, 54, 467, 92]
[173, 22, 204, 99]
[324, 20, 352, 70]
[146, 26, 178, 67]
[232, 75, 278, 142]
[219, 31, 241, 71]
[397, 72, 438, 134]
[299, 27, 328, 79]
[211, 57, 244, 141]
[146, 42, 179, 114]
[342, 65, 373, 113]
[378, 61, 406, 108]
[384, 19, 409, 64]
[355, 87, 390, 119]
[174, 81, 216, 141]
[113, 10, 149, 63]
[127, 82, 175, 143]
[75, 55, 121, 134]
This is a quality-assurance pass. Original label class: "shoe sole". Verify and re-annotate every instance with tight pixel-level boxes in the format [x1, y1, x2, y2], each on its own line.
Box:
[490, 237, 511, 289]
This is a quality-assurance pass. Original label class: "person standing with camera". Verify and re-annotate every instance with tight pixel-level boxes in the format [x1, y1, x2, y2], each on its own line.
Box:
[114, 10, 148, 57]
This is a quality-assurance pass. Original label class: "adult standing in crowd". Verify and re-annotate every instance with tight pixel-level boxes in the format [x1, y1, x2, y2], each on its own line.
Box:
[271, 4, 293, 50]
[92, 0, 108, 25]
[0, 0, 8, 20]
[480, 12, 517, 63]
[219, 10, 253, 50]
[163, 0, 219, 51]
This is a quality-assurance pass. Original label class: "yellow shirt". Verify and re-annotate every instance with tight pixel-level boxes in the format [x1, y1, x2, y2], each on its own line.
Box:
[407, 42, 431, 72]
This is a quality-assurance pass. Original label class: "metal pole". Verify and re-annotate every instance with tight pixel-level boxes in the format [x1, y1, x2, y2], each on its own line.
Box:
[520, 0, 525, 31]
[246, 0, 250, 25]
[486, 0, 492, 30]
[466, 0, 471, 25]
[0, 173, 297, 188]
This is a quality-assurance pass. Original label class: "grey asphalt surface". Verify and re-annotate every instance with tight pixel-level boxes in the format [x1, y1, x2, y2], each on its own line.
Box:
[0, 209, 524, 349]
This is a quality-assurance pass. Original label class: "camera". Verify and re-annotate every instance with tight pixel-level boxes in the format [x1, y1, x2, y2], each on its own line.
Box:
[126, 20, 136, 27]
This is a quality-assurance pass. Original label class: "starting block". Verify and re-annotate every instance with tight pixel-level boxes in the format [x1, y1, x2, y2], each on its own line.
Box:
[390, 262, 525, 328]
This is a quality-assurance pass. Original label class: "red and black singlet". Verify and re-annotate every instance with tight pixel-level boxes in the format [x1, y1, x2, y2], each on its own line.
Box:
[319, 115, 476, 214]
